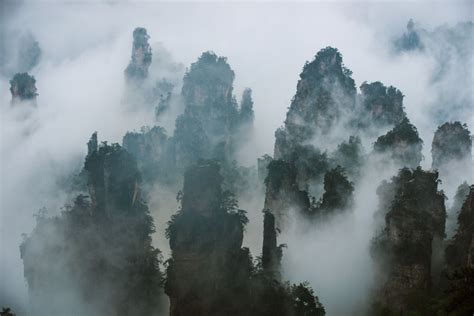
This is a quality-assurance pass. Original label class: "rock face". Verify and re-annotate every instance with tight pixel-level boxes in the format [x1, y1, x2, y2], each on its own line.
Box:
[371, 168, 446, 314]
[9, 72, 37, 103]
[257, 154, 273, 184]
[122, 126, 172, 185]
[0, 308, 15, 316]
[20, 134, 163, 316]
[262, 210, 282, 279]
[442, 185, 474, 315]
[312, 166, 354, 215]
[239, 88, 254, 127]
[237, 88, 255, 143]
[394, 19, 424, 51]
[165, 161, 251, 316]
[358, 81, 406, 130]
[331, 135, 364, 180]
[124, 27, 152, 81]
[373, 117, 423, 168]
[431, 121, 472, 170]
[172, 52, 240, 170]
[274, 47, 356, 160]
[165, 160, 326, 316]
[445, 185, 474, 269]
[446, 182, 471, 238]
[263, 160, 310, 229]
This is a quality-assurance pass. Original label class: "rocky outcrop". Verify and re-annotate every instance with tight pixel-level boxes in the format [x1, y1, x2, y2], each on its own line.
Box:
[311, 166, 354, 216]
[237, 88, 255, 143]
[274, 47, 356, 161]
[257, 154, 273, 184]
[20, 134, 163, 316]
[371, 168, 446, 314]
[445, 185, 474, 269]
[239, 88, 254, 127]
[431, 121, 472, 170]
[122, 126, 173, 185]
[263, 160, 310, 230]
[331, 135, 364, 180]
[165, 161, 251, 316]
[373, 117, 423, 168]
[9, 72, 37, 104]
[439, 185, 474, 314]
[358, 81, 406, 130]
[0, 308, 15, 316]
[446, 182, 470, 238]
[394, 19, 424, 52]
[124, 27, 152, 81]
[262, 210, 282, 279]
[172, 52, 240, 170]
[165, 160, 325, 316]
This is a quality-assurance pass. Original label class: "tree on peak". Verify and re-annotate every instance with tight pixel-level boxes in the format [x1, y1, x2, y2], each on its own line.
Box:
[182, 51, 235, 106]
[173, 52, 240, 170]
[9, 72, 38, 102]
[374, 117, 423, 168]
[431, 121, 471, 169]
[275, 47, 357, 162]
[359, 81, 406, 128]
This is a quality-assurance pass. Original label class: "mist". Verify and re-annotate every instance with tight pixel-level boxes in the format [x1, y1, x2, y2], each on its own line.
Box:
[1, 1, 473, 315]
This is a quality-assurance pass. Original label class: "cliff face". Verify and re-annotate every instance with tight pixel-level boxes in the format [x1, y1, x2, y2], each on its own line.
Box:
[0, 308, 15, 316]
[122, 126, 173, 185]
[166, 160, 325, 316]
[257, 154, 273, 184]
[311, 166, 354, 216]
[373, 117, 423, 168]
[441, 185, 474, 314]
[165, 161, 250, 316]
[9, 72, 37, 104]
[237, 88, 255, 144]
[331, 135, 364, 180]
[371, 168, 446, 314]
[262, 210, 282, 279]
[358, 81, 406, 131]
[445, 185, 474, 269]
[274, 47, 356, 160]
[431, 121, 472, 170]
[20, 134, 163, 316]
[172, 52, 240, 170]
[263, 160, 310, 229]
[124, 27, 152, 81]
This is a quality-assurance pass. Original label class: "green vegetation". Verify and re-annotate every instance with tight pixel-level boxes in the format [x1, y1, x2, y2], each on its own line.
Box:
[166, 161, 325, 316]
[374, 117, 423, 167]
[358, 81, 406, 128]
[431, 121, 472, 169]
[20, 137, 163, 315]
[9, 72, 37, 100]
[124, 27, 152, 80]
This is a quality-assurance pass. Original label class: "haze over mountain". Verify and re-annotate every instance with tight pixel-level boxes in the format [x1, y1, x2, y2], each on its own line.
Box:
[1, 1, 472, 315]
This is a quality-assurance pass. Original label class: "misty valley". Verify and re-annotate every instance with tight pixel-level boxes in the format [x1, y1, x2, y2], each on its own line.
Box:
[1, 2, 473, 316]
